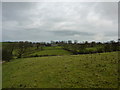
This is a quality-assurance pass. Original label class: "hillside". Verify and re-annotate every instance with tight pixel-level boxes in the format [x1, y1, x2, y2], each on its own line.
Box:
[3, 52, 118, 88]
[26, 46, 72, 57]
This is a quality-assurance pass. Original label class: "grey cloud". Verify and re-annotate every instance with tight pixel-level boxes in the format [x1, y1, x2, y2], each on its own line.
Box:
[0, 2, 2, 42]
[94, 2, 118, 21]
[105, 31, 118, 37]
[51, 30, 94, 36]
[2, 2, 118, 42]
[2, 2, 37, 21]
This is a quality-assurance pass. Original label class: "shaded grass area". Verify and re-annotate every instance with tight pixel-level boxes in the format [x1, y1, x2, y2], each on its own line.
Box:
[0, 42, 2, 47]
[3, 52, 118, 88]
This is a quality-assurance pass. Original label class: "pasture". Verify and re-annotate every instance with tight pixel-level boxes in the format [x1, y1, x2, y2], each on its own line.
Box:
[27, 46, 72, 57]
[12, 46, 72, 58]
[3, 52, 118, 88]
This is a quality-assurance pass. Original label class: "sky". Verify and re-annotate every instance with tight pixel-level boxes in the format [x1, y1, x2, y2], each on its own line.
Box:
[2, 2, 118, 42]
[0, 2, 2, 42]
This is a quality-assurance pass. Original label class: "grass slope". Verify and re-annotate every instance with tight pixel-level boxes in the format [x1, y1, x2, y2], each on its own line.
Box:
[3, 52, 118, 88]
[27, 46, 72, 57]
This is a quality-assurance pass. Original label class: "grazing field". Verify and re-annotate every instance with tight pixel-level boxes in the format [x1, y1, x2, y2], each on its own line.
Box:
[27, 46, 72, 57]
[12, 46, 72, 58]
[3, 52, 118, 88]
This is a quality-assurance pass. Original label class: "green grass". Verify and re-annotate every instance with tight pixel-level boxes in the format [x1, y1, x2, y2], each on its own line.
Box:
[0, 42, 2, 89]
[86, 47, 97, 51]
[29, 49, 72, 56]
[43, 46, 62, 50]
[27, 46, 72, 56]
[86, 46, 104, 52]
[0, 63, 2, 89]
[3, 52, 118, 88]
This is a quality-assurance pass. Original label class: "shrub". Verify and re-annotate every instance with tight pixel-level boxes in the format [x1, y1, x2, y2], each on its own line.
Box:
[2, 48, 13, 62]
[2, 43, 15, 62]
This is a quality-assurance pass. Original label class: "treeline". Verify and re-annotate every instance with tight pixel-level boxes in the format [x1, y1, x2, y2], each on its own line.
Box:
[2, 41, 45, 61]
[61, 40, 119, 54]
[2, 40, 120, 62]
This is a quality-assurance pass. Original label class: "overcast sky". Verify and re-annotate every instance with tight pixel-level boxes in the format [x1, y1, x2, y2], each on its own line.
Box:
[2, 2, 118, 42]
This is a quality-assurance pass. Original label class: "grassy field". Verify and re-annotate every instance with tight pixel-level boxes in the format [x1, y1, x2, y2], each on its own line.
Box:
[3, 52, 118, 88]
[13, 46, 73, 58]
[27, 46, 72, 56]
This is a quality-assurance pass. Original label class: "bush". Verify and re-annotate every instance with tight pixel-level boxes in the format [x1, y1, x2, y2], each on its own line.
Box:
[2, 48, 13, 62]
[2, 43, 15, 62]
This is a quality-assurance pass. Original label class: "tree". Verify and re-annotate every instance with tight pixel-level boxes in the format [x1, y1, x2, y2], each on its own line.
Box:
[2, 43, 15, 61]
[74, 40, 78, 44]
[79, 44, 86, 54]
[16, 41, 30, 58]
[51, 41, 54, 44]
[91, 41, 96, 47]
[36, 42, 41, 49]
[68, 40, 72, 44]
